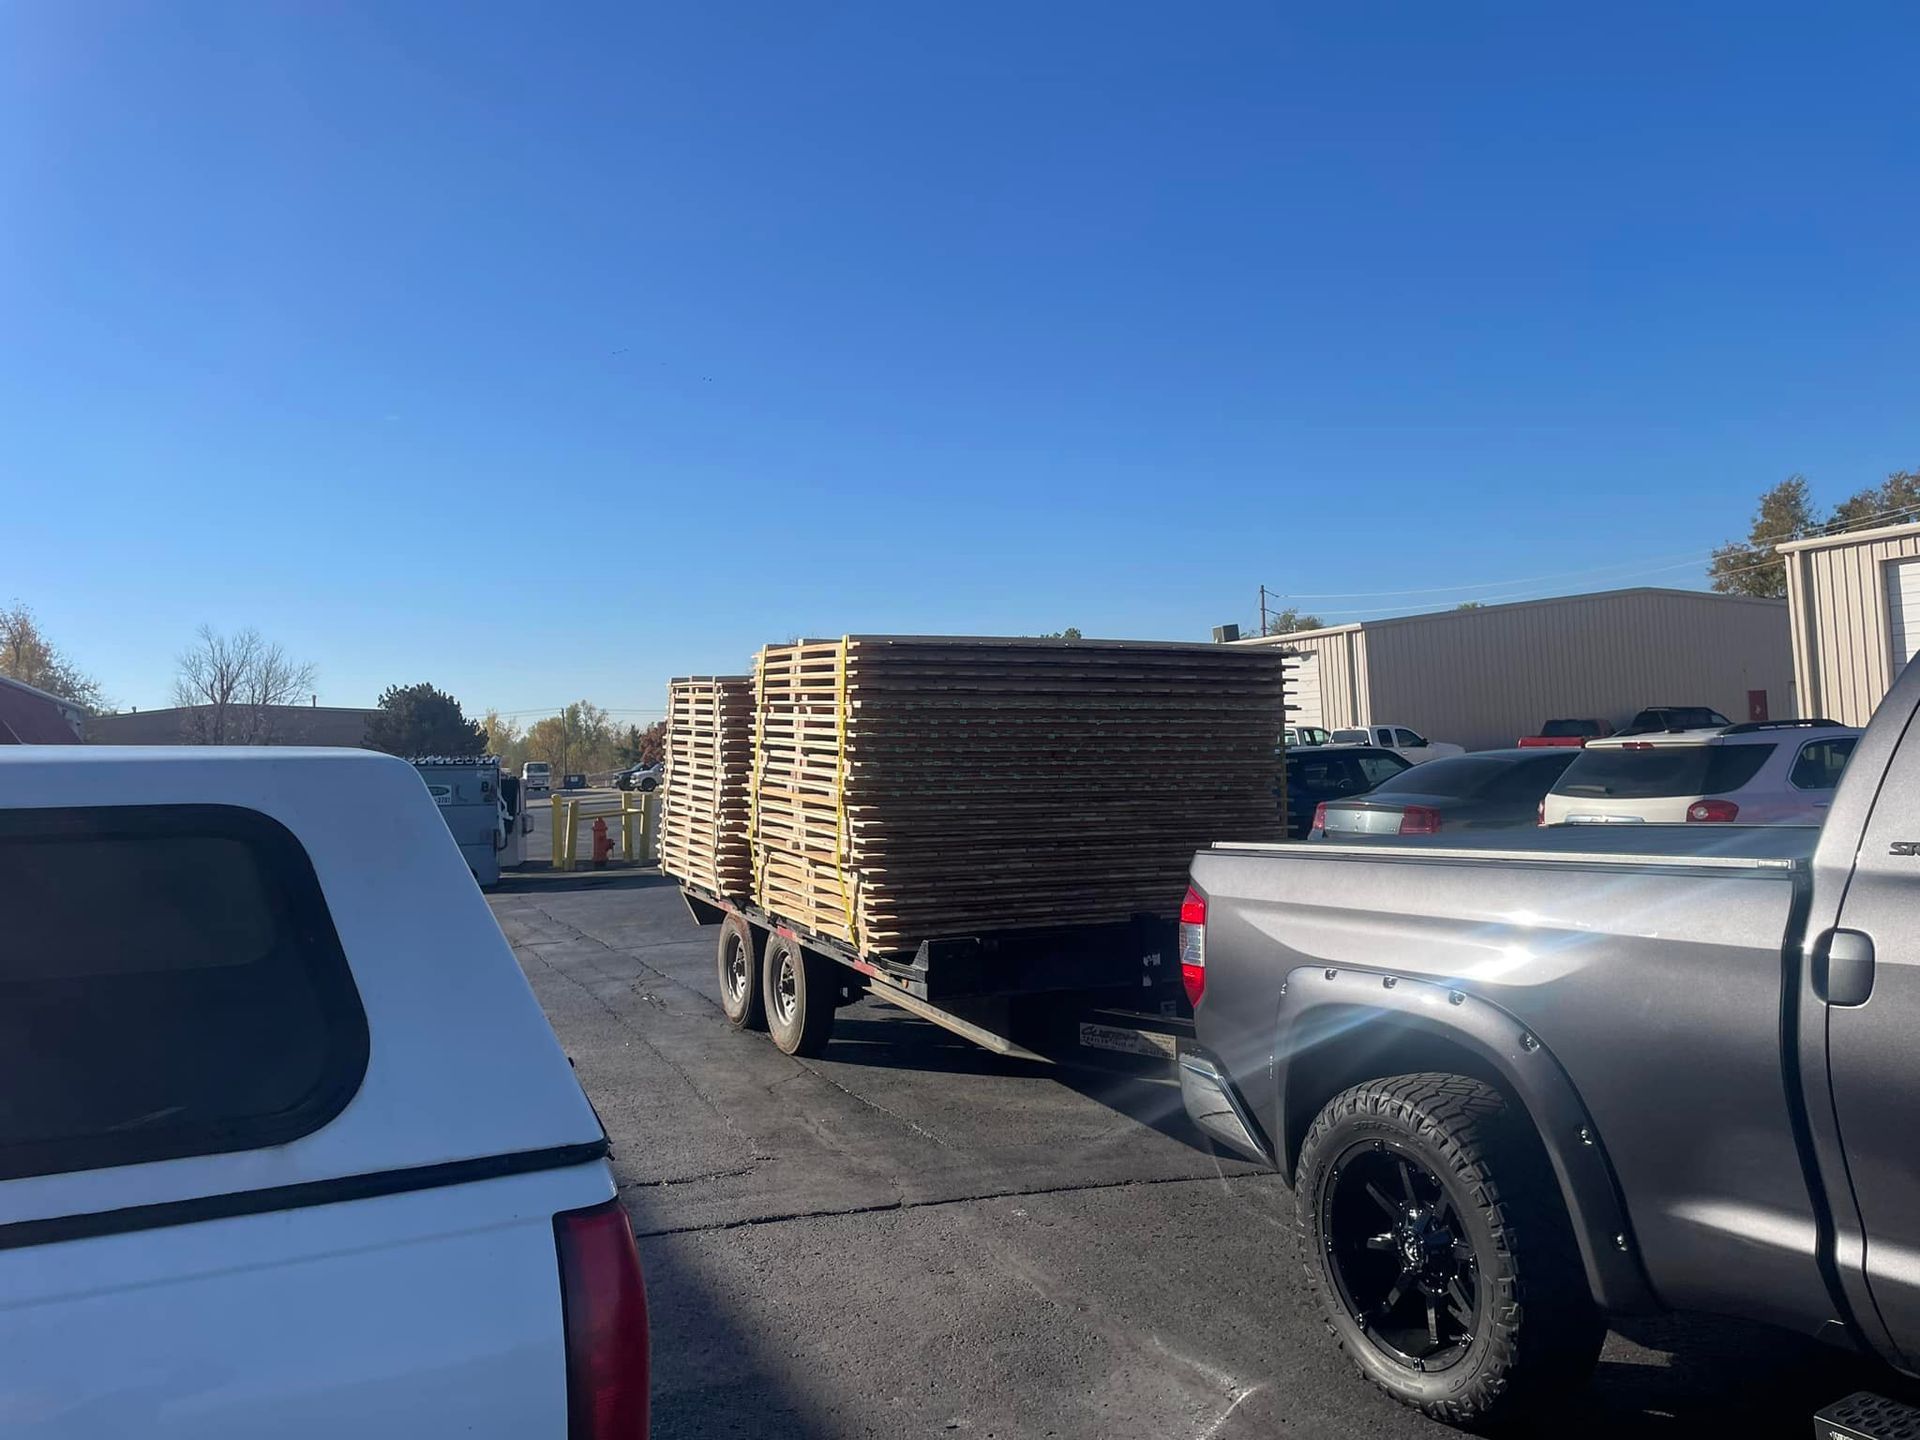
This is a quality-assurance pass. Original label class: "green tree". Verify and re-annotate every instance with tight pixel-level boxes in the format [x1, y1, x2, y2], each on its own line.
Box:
[1038, 626, 1084, 640]
[1261, 607, 1325, 636]
[523, 700, 618, 776]
[0, 602, 107, 712]
[1454, 601, 1484, 611]
[364, 682, 487, 757]
[1709, 476, 1817, 598]
[1829, 468, 1920, 532]
[481, 709, 528, 771]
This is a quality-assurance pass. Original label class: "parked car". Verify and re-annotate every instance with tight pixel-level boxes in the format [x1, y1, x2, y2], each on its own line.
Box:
[521, 759, 552, 796]
[0, 747, 649, 1439]
[616, 762, 663, 792]
[1542, 718, 1860, 826]
[1325, 724, 1466, 765]
[1517, 717, 1613, 748]
[1284, 725, 1333, 748]
[1312, 748, 1579, 837]
[1175, 659, 1920, 1426]
[1618, 704, 1732, 735]
[1282, 746, 1410, 839]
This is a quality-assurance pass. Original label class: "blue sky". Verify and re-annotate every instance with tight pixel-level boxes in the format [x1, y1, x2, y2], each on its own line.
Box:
[4, 3, 1916, 719]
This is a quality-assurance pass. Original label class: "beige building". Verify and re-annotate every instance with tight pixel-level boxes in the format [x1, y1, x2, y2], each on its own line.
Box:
[1243, 587, 1793, 751]
[1779, 519, 1920, 726]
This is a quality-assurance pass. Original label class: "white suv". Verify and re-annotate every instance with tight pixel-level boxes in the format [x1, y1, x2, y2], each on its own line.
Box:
[0, 747, 648, 1439]
[1541, 719, 1861, 826]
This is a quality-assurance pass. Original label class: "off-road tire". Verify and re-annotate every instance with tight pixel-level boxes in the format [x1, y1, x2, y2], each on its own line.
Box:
[716, 915, 764, 1031]
[1295, 1072, 1604, 1427]
[762, 935, 836, 1057]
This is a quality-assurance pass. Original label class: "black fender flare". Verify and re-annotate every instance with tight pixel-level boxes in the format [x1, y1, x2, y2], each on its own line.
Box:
[1273, 963, 1658, 1315]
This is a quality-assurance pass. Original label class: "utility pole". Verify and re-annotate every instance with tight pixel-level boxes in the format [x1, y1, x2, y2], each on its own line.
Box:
[1259, 585, 1269, 638]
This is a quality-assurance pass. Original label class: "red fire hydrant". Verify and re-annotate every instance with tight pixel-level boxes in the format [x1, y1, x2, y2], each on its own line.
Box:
[591, 816, 614, 867]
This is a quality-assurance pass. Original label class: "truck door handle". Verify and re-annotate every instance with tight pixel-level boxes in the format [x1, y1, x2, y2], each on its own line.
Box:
[1815, 929, 1876, 1007]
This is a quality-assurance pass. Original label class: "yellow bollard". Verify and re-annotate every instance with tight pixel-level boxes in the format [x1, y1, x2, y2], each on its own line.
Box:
[641, 791, 661, 864]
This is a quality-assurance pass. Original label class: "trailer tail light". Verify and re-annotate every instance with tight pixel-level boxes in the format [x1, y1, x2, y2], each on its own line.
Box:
[555, 1198, 650, 1440]
[1687, 798, 1740, 823]
[1398, 805, 1443, 835]
[1179, 885, 1207, 1007]
[1310, 802, 1329, 834]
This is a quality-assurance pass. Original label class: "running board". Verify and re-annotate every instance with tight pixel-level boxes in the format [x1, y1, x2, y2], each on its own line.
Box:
[1816, 1391, 1920, 1439]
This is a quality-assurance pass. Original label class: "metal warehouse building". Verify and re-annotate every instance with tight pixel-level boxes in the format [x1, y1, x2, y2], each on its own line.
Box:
[1779, 518, 1920, 726]
[1242, 587, 1793, 752]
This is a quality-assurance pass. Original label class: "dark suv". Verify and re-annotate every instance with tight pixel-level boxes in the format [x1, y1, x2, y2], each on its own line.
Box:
[1281, 745, 1409, 839]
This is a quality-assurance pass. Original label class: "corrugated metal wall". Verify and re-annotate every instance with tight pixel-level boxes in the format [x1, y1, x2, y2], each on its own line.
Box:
[1786, 528, 1920, 725]
[1268, 629, 1366, 730]
[1282, 653, 1324, 728]
[1356, 590, 1793, 750]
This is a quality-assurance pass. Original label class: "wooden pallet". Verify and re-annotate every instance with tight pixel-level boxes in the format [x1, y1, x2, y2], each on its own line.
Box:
[658, 676, 755, 899]
[748, 636, 1286, 954]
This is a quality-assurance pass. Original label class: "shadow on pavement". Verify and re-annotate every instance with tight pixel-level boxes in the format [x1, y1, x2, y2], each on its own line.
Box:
[622, 1187, 828, 1440]
[492, 869, 678, 896]
[823, 1011, 1219, 1154]
[1569, 1312, 1920, 1437]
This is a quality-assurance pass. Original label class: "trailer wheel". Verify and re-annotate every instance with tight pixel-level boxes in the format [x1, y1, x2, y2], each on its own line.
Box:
[1295, 1073, 1603, 1426]
[716, 915, 765, 1031]
[763, 935, 836, 1057]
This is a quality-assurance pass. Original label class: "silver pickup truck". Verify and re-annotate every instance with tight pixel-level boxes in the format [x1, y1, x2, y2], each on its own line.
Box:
[1179, 660, 1920, 1428]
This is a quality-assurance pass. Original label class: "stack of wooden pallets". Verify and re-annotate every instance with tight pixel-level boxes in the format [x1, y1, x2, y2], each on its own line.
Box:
[749, 636, 1287, 954]
[658, 676, 755, 898]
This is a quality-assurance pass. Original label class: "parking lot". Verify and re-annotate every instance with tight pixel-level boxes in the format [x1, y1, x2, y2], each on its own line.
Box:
[489, 874, 1896, 1440]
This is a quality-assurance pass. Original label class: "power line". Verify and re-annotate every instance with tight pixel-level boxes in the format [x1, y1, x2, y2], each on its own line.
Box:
[486, 706, 668, 718]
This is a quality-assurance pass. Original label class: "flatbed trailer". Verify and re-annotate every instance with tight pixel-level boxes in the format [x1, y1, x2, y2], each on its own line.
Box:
[676, 881, 1192, 1068]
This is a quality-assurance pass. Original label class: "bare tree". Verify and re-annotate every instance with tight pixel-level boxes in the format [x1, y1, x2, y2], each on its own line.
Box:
[172, 625, 318, 744]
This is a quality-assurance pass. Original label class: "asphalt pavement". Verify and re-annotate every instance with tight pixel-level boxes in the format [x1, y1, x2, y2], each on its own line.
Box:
[490, 875, 1896, 1440]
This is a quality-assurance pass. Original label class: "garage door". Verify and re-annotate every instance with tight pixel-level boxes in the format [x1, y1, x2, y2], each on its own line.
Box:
[1888, 558, 1920, 671]
[1284, 652, 1323, 729]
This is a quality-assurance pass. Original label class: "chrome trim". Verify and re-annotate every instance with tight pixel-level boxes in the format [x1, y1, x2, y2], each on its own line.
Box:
[1178, 1053, 1270, 1163]
[1208, 840, 1800, 872]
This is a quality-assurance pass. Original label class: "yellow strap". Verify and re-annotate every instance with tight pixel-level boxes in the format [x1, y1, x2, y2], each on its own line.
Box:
[749, 659, 766, 905]
[834, 636, 858, 950]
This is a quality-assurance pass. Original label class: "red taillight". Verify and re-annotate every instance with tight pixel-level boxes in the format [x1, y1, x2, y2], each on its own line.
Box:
[1687, 798, 1740, 823]
[555, 1198, 650, 1440]
[1179, 884, 1206, 1007]
[1398, 805, 1443, 835]
[1310, 801, 1329, 833]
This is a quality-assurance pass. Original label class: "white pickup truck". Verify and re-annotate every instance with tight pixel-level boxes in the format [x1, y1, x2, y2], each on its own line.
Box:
[1327, 723, 1467, 765]
[0, 747, 647, 1439]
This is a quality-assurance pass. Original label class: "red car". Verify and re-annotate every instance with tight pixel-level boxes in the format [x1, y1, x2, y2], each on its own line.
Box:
[1517, 717, 1614, 748]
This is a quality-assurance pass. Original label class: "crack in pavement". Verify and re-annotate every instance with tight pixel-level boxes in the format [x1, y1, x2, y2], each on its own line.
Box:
[523, 938, 759, 1151]
[628, 1168, 1271, 1240]
[619, 1160, 765, 1191]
